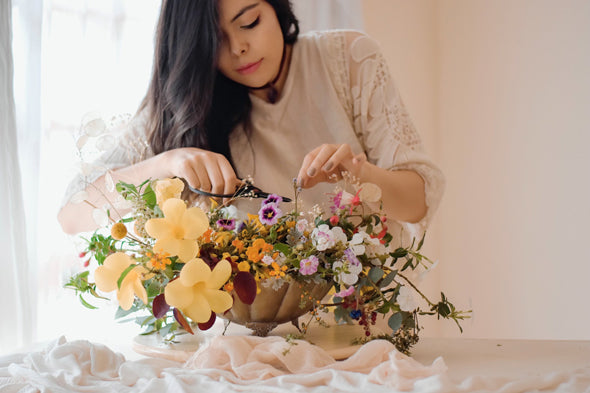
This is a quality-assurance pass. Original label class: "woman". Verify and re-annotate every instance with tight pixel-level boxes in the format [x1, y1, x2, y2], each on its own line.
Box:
[58, 0, 444, 246]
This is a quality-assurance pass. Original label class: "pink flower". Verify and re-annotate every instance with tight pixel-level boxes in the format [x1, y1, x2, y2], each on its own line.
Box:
[299, 256, 319, 275]
[334, 286, 355, 298]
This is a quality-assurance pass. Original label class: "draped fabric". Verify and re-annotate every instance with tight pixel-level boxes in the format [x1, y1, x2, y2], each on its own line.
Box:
[0, 0, 34, 354]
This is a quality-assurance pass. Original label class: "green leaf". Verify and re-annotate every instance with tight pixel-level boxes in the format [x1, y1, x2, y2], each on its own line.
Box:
[79, 294, 98, 309]
[388, 313, 402, 332]
[142, 184, 157, 209]
[274, 243, 291, 257]
[368, 267, 384, 283]
[115, 306, 137, 319]
[417, 232, 426, 251]
[117, 264, 137, 289]
[391, 248, 408, 258]
[380, 270, 397, 288]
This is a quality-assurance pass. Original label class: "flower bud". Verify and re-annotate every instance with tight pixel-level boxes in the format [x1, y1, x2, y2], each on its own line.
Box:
[111, 222, 128, 240]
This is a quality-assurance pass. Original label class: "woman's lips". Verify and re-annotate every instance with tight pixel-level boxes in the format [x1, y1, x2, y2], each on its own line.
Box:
[236, 59, 262, 75]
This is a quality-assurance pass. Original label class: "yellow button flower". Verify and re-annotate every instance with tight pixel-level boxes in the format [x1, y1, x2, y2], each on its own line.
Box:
[154, 178, 184, 208]
[164, 258, 233, 323]
[94, 252, 148, 310]
[145, 198, 209, 262]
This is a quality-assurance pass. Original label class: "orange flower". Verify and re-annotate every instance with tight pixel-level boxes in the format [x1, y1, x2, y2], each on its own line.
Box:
[232, 239, 244, 252]
[246, 238, 273, 263]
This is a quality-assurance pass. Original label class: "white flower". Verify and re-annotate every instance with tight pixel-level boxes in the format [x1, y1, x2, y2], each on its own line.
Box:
[296, 218, 309, 233]
[220, 205, 238, 219]
[261, 255, 274, 266]
[397, 286, 417, 312]
[312, 224, 335, 251]
[350, 232, 366, 255]
[332, 260, 363, 286]
[330, 226, 348, 245]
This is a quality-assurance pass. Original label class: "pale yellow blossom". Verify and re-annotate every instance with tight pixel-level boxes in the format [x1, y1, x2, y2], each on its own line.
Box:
[94, 252, 148, 310]
[164, 258, 233, 323]
[155, 178, 185, 208]
[145, 198, 208, 262]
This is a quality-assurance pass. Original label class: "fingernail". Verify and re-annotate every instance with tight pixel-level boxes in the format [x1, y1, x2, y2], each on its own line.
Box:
[323, 162, 333, 172]
[307, 168, 316, 177]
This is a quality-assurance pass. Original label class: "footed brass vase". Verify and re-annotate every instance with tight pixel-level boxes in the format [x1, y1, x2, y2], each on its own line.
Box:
[222, 279, 332, 337]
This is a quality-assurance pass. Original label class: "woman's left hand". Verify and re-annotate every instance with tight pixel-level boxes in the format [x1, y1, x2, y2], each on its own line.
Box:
[297, 143, 366, 188]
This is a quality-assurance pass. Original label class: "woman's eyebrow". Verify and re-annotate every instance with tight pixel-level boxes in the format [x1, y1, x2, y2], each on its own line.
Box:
[231, 3, 259, 23]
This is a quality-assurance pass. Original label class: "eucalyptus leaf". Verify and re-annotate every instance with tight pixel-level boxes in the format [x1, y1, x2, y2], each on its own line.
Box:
[380, 270, 397, 288]
[368, 267, 384, 283]
[388, 313, 402, 332]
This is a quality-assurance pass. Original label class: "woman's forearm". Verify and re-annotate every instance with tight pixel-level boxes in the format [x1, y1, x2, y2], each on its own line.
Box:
[358, 162, 427, 224]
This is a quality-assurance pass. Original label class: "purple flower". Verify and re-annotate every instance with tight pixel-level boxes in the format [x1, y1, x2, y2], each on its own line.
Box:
[262, 194, 283, 206]
[236, 221, 247, 234]
[344, 248, 361, 266]
[216, 218, 236, 231]
[299, 255, 319, 275]
[258, 203, 282, 226]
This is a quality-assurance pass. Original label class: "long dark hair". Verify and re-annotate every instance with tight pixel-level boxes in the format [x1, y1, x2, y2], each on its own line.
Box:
[141, 0, 299, 163]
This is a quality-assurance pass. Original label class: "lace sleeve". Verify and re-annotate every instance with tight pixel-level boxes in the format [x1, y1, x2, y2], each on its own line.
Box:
[332, 31, 445, 233]
[60, 111, 153, 207]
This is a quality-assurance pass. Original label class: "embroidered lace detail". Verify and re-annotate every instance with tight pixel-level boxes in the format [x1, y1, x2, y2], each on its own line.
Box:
[320, 31, 353, 122]
[60, 112, 153, 208]
[323, 31, 445, 230]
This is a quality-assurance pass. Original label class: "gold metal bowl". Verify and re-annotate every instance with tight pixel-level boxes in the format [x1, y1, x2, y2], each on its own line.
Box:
[222, 278, 332, 336]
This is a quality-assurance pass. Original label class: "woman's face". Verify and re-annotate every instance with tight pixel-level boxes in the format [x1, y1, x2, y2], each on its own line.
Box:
[217, 0, 285, 88]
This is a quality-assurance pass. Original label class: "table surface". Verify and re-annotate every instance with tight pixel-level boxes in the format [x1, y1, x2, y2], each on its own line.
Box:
[131, 321, 590, 383]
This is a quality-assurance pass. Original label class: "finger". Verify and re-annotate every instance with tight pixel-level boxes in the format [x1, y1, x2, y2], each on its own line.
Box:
[297, 148, 320, 188]
[206, 160, 225, 196]
[179, 160, 201, 190]
[307, 145, 338, 178]
[321, 144, 353, 173]
[193, 159, 212, 192]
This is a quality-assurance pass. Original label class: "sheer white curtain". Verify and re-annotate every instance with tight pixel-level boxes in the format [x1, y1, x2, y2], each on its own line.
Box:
[1, 0, 34, 354]
[5, 0, 364, 353]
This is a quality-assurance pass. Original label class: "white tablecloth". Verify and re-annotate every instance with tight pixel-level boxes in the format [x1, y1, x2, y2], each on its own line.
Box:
[1, 331, 589, 392]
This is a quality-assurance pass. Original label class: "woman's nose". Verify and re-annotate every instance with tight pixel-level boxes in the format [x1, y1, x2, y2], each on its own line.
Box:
[229, 37, 248, 56]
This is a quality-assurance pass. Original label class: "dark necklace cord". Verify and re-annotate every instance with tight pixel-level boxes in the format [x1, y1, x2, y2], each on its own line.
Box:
[250, 44, 287, 103]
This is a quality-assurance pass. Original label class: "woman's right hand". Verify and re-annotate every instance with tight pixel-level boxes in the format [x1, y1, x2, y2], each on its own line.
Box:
[161, 147, 242, 201]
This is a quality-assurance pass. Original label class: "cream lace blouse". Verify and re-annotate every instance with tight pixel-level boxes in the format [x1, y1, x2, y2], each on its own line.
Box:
[63, 30, 444, 246]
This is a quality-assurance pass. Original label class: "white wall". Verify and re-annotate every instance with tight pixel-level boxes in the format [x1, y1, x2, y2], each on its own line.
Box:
[364, 0, 590, 340]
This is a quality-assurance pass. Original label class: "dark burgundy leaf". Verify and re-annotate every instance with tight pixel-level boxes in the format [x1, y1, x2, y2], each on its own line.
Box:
[234, 271, 257, 305]
[173, 308, 194, 335]
[152, 293, 170, 319]
[197, 311, 216, 331]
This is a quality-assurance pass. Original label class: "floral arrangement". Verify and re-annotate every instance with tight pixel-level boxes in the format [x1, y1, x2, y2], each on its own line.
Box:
[66, 174, 469, 354]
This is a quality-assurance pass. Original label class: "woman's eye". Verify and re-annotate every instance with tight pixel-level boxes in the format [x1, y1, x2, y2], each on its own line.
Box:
[242, 17, 260, 29]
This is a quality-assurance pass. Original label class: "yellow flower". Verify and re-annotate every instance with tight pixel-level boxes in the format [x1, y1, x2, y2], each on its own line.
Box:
[154, 178, 185, 208]
[145, 198, 208, 262]
[94, 252, 148, 310]
[238, 261, 250, 272]
[164, 258, 233, 323]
